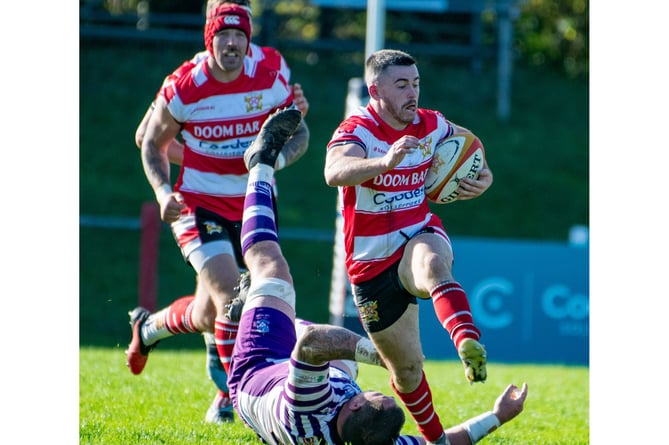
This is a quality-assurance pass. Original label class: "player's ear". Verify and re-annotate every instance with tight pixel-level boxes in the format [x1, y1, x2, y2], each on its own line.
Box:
[368, 84, 379, 99]
[348, 394, 365, 411]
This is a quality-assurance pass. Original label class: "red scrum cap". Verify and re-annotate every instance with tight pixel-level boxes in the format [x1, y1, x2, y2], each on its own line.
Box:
[204, 4, 252, 56]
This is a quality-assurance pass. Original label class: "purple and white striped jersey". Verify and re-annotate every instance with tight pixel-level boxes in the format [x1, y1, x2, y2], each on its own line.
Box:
[234, 357, 423, 444]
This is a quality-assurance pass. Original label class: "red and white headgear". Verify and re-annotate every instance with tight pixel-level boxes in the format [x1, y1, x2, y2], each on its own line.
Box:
[204, 4, 252, 56]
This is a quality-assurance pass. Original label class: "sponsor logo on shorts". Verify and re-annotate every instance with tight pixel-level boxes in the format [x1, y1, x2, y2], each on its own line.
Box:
[358, 301, 380, 324]
[204, 220, 223, 235]
[253, 317, 270, 334]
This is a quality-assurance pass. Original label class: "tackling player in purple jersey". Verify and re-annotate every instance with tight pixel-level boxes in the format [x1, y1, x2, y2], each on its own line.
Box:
[228, 107, 528, 445]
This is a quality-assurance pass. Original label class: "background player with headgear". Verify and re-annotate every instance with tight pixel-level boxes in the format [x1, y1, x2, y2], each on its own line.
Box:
[130, 0, 311, 424]
[125, 1, 309, 424]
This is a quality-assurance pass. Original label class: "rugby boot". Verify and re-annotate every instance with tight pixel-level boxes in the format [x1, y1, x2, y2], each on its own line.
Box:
[243, 107, 301, 169]
[225, 271, 251, 322]
[205, 392, 235, 424]
[458, 338, 487, 384]
[125, 307, 159, 375]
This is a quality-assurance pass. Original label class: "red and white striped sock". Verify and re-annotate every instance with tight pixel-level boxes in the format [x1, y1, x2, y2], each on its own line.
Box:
[214, 317, 239, 375]
[392, 371, 444, 442]
[430, 281, 480, 350]
[142, 295, 197, 345]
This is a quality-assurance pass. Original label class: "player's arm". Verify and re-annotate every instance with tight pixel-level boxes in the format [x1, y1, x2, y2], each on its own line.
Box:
[395, 383, 528, 445]
[293, 324, 385, 368]
[276, 118, 310, 170]
[135, 100, 186, 166]
[140, 96, 185, 223]
[135, 102, 155, 149]
[292, 83, 309, 117]
[442, 383, 528, 445]
[136, 59, 194, 165]
[448, 120, 473, 136]
[324, 135, 420, 186]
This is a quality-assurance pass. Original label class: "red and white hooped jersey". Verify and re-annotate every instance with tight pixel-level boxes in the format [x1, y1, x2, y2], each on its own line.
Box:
[326, 104, 456, 284]
[155, 43, 291, 100]
[162, 59, 293, 220]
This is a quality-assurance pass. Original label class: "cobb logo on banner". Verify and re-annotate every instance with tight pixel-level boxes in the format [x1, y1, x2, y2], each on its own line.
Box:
[472, 278, 589, 335]
[418, 237, 589, 365]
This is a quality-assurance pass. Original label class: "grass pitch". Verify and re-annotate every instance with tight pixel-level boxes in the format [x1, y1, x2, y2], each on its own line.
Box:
[79, 347, 588, 444]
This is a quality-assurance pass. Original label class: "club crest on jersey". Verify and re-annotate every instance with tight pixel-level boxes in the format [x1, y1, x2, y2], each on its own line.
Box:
[418, 136, 433, 157]
[358, 301, 380, 324]
[245, 93, 263, 111]
[430, 154, 445, 174]
[203, 220, 223, 235]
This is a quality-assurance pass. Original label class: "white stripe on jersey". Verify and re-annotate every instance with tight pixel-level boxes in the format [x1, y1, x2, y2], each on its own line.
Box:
[352, 214, 432, 262]
[164, 56, 293, 220]
[180, 167, 247, 198]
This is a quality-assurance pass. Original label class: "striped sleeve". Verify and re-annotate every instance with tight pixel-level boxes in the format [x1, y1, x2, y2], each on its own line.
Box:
[283, 357, 362, 440]
[396, 435, 423, 445]
[284, 357, 335, 438]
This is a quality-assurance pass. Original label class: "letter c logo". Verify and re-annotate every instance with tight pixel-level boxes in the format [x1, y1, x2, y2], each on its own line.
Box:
[470, 278, 513, 329]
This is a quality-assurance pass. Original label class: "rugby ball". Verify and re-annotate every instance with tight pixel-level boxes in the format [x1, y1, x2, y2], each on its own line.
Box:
[424, 133, 485, 204]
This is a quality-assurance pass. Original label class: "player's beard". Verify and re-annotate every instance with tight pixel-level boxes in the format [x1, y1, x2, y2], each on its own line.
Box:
[388, 100, 417, 126]
[216, 47, 244, 72]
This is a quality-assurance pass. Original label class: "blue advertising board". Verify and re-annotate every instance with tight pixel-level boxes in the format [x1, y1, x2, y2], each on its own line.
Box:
[418, 237, 589, 364]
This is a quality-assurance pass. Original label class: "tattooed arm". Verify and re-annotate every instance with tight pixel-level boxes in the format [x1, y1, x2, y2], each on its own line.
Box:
[276, 119, 310, 170]
[293, 324, 385, 368]
[140, 96, 186, 223]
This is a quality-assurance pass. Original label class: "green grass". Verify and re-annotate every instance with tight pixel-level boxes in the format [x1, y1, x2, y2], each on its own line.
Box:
[79, 347, 588, 444]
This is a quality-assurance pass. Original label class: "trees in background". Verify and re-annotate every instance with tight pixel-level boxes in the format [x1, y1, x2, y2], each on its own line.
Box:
[81, 0, 588, 78]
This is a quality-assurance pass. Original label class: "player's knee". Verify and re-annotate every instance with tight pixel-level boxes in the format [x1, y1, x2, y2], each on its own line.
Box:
[191, 309, 215, 332]
[420, 251, 452, 278]
[246, 277, 296, 308]
[392, 358, 424, 390]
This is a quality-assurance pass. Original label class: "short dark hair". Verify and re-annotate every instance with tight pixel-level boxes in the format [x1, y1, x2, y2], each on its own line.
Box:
[341, 401, 405, 445]
[364, 49, 416, 85]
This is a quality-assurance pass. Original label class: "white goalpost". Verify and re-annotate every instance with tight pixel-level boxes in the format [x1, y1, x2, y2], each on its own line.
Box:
[327, 0, 384, 332]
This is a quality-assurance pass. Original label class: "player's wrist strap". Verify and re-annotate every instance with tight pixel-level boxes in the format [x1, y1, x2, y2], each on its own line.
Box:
[463, 411, 500, 443]
[354, 337, 383, 367]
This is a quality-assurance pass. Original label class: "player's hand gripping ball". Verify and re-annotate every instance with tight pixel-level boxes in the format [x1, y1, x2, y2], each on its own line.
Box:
[424, 133, 486, 204]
